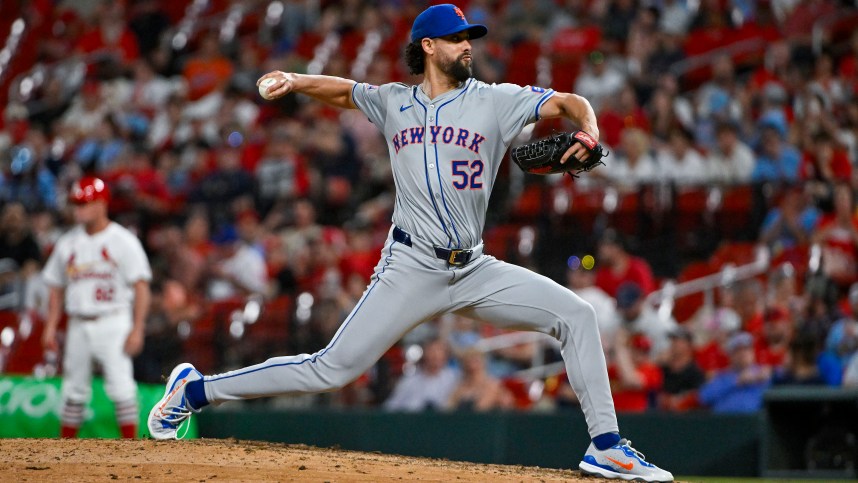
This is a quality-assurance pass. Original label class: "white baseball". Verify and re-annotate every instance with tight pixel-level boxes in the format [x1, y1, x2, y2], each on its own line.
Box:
[258, 77, 278, 100]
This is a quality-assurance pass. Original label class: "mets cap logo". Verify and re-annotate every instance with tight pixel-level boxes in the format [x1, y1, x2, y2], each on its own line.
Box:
[454, 6, 466, 21]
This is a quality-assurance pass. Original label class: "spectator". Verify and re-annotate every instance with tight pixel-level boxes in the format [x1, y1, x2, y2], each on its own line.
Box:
[72, 115, 127, 173]
[59, 81, 109, 144]
[699, 332, 772, 413]
[128, 0, 171, 57]
[625, 6, 659, 81]
[659, 0, 693, 35]
[781, 0, 837, 45]
[755, 307, 794, 368]
[772, 334, 826, 386]
[691, 285, 742, 375]
[75, 1, 140, 66]
[751, 111, 801, 183]
[206, 226, 269, 301]
[567, 265, 618, 353]
[597, 84, 651, 148]
[759, 186, 819, 255]
[799, 274, 842, 369]
[602, 0, 639, 50]
[447, 349, 513, 412]
[106, 146, 172, 218]
[1, 132, 59, 211]
[384, 338, 459, 412]
[734, 278, 765, 337]
[188, 147, 256, 229]
[182, 32, 234, 101]
[823, 283, 858, 374]
[801, 132, 852, 211]
[124, 59, 180, 113]
[615, 281, 677, 358]
[766, 263, 804, 322]
[595, 229, 657, 298]
[708, 121, 755, 185]
[147, 93, 189, 150]
[256, 126, 310, 212]
[695, 56, 742, 145]
[659, 327, 705, 411]
[606, 128, 659, 188]
[29, 209, 62, 255]
[750, 40, 791, 94]
[657, 126, 709, 186]
[149, 224, 205, 296]
[279, 199, 324, 262]
[645, 34, 685, 95]
[813, 183, 858, 286]
[608, 330, 663, 412]
[135, 279, 200, 383]
[0, 203, 42, 278]
[648, 87, 686, 147]
[574, 52, 626, 114]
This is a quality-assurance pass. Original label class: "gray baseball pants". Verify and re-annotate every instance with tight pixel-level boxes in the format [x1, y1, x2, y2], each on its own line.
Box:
[203, 227, 618, 438]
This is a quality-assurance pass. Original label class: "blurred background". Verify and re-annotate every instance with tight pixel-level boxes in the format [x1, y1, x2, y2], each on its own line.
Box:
[1, 0, 858, 478]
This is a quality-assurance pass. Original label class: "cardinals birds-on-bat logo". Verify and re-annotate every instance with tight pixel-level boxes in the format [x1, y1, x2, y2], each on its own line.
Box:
[65, 247, 117, 279]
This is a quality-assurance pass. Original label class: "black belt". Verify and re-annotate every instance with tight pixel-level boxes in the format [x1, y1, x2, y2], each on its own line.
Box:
[71, 314, 102, 321]
[392, 226, 475, 266]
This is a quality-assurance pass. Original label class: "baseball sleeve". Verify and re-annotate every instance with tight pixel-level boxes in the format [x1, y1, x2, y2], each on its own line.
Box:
[490, 83, 555, 145]
[42, 241, 67, 287]
[351, 82, 399, 129]
[120, 234, 152, 285]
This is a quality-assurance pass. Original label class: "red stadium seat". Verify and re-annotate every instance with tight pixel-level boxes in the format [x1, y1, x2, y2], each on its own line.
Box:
[671, 261, 719, 323]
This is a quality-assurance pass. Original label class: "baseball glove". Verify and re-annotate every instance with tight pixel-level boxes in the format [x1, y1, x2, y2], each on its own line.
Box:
[510, 130, 607, 177]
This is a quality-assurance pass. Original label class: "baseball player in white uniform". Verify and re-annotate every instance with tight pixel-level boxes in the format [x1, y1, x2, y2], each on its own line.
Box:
[149, 5, 672, 481]
[42, 176, 152, 439]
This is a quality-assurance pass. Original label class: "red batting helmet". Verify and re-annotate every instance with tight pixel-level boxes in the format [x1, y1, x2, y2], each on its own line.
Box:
[69, 176, 110, 204]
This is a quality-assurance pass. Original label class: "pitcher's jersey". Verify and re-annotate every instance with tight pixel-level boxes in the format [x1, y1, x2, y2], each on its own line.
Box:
[43, 222, 152, 316]
[351, 79, 555, 248]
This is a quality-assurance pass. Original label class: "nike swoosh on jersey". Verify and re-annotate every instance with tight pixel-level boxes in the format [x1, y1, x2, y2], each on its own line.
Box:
[400, 104, 413, 112]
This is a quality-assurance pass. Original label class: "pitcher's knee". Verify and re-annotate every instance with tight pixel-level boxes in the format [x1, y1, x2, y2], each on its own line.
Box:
[318, 367, 362, 392]
[558, 299, 599, 335]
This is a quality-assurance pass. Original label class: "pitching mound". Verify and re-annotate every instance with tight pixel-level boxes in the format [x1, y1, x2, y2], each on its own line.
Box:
[0, 438, 602, 482]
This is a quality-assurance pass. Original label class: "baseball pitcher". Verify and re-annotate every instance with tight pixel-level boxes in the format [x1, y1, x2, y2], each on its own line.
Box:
[42, 176, 152, 438]
[149, 5, 672, 481]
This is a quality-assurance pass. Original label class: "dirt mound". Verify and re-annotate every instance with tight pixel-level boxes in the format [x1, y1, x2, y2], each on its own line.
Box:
[0, 438, 600, 482]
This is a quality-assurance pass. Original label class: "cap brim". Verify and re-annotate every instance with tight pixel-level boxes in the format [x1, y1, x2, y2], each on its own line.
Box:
[434, 24, 488, 40]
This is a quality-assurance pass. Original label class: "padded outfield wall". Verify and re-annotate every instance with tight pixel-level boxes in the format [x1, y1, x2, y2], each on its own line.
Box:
[199, 410, 762, 477]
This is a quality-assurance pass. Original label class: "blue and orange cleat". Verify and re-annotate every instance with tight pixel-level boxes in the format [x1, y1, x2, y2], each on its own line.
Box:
[579, 438, 674, 482]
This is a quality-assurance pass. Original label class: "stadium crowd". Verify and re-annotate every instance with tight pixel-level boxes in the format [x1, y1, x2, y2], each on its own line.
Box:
[2, 0, 858, 414]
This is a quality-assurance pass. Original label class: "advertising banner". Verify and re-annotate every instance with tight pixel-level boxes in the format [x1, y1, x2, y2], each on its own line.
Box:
[0, 375, 197, 438]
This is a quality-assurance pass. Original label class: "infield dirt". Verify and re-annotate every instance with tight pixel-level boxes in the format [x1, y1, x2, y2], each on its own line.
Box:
[0, 438, 608, 482]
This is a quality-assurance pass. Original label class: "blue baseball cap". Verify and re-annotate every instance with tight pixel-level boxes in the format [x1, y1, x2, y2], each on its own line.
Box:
[410, 4, 488, 43]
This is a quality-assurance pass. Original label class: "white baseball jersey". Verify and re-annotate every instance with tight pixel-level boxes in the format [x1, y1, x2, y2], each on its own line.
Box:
[43, 222, 152, 316]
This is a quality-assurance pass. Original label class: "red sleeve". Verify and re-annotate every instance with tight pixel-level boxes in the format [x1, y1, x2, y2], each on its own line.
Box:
[832, 151, 852, 181]
[815, 213, 835, 231]
[120, 30, 140, 62]
[630, 258, 656, 295]
[595, 268, 618, 298]
[638, 364, 663, 391]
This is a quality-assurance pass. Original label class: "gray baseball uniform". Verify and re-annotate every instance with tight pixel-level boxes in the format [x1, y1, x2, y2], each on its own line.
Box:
[203, 79, 618, 438]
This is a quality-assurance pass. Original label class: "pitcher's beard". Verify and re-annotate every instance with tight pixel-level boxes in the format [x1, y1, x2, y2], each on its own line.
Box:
[442, 55, 472, 83]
